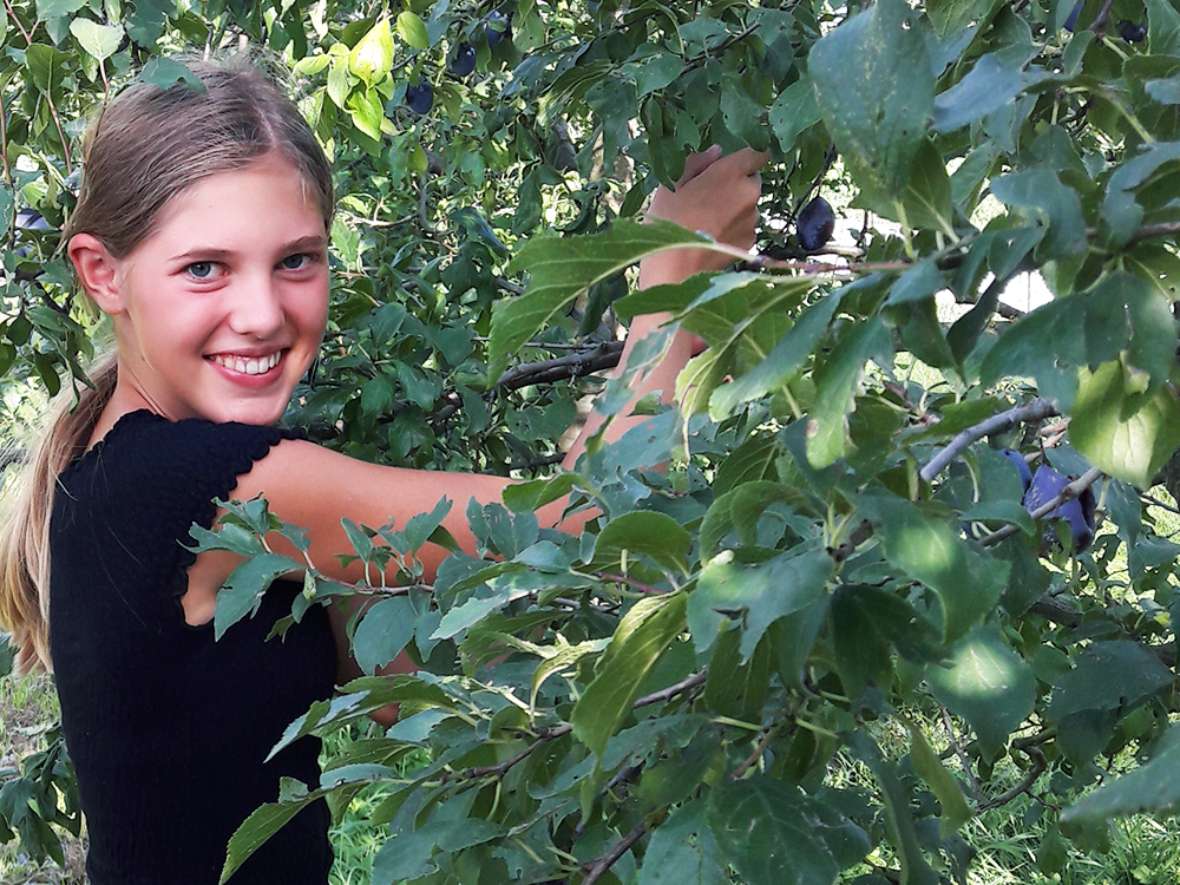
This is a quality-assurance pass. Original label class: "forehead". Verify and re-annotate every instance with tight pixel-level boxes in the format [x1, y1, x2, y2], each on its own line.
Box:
[146, 154, 325, 252]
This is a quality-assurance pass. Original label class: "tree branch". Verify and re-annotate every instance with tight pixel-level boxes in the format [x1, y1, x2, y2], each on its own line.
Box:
[976, 747, 1046, 812]
[496, 342, 624, 391]
[582, 820, 648, 885]
[920, 398, 1059, 483]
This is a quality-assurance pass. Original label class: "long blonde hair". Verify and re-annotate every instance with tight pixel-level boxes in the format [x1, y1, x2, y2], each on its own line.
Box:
[0, 51, 335, 676]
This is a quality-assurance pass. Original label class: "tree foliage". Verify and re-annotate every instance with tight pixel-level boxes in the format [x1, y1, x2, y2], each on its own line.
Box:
[3, 0, 1180, 881]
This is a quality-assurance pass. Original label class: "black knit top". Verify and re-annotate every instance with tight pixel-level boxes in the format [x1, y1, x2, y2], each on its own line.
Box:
[48, 408, 337, 884]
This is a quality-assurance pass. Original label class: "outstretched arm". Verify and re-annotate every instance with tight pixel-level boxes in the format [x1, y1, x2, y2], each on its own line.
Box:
[218, 146, 767, 708]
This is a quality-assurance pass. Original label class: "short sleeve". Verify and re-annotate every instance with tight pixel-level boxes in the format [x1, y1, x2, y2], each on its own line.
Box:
[73, 413, 310, 632]
[139, 416, 309, 626]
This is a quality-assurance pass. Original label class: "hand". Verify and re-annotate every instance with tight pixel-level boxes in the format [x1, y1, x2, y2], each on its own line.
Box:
[643, 145, 769, 278]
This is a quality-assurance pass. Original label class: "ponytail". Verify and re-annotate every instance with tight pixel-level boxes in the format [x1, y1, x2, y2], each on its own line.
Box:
[0, 351, 118, 676]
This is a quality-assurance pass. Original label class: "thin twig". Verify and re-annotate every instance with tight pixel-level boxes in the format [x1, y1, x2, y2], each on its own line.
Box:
[920, 398, 1059, 483]
[447, 671, 707, 784]
[941, 707, 981, 801]
[730, 722, 783, 780]
[582, 820, 649, 884]
[976, 747, 1046, 811]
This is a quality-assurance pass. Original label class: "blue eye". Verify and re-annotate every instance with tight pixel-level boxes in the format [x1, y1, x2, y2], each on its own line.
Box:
[186, 261, 217, 279]
[280, 253, 311, 270]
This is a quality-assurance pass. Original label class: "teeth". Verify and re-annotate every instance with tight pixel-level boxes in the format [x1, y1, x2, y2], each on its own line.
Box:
[210, 351, 282, 375]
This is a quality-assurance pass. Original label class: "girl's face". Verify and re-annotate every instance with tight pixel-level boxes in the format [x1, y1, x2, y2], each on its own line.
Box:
[108, 152, 330, 426]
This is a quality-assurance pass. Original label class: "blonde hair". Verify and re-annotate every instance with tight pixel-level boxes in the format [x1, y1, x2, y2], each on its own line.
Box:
[0, 51, 335, 676]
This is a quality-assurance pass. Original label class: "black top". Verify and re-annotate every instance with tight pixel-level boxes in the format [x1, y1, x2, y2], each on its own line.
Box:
[48, 408, 337, 884]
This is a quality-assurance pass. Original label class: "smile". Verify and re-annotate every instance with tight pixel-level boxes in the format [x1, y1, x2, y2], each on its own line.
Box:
[205, 350, 284, 376]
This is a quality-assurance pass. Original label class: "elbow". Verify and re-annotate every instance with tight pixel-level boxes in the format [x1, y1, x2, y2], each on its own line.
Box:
[368, 702, 400, 728]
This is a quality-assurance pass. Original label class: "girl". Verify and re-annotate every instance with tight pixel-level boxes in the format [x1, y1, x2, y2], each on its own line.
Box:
[0, 54, 765, 883]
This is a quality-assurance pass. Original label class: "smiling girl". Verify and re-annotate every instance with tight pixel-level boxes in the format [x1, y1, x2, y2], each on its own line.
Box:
[0, 55, 765, 883]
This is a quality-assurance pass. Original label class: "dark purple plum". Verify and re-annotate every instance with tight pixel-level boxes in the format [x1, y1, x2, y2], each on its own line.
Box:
[405, 80, 433, 115]
[16, 209, 49, 231]
[796, 196, 835, 252]
[1022, 464, 1096, 553]
[1064, 0, 1082, 31]
[1001, 449, 1033, 493]
[484, 10, 510, 46]
[1118, 20, 1147, 43]
[448, 43, 476, 78]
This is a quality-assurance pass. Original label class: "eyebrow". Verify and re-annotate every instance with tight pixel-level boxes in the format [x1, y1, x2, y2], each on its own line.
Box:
[168, 234, 327, 262]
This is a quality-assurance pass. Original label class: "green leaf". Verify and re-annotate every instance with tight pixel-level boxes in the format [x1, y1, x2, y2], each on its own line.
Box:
[126, 0, 174, 47]
[69, 19, 124, 61]
[1064, 725, 1180, 823]
[638, 797, 725, 884]
[932, 45, 1037, 133]
[488, 219, 709, 381]
[1101, 142, 1180, 248]
[138, 57, 204, 92]
[708, 288, 842, 420]
[35, 0, 84, 20]
[688, 549, 833, 659]
[570, 592, 687, 758]
[213, 553, 301, 641]
[349, 17, 394, 84]
[396, 10, 429, 50]
[900, 139, 954, 236]
[24, 44, 70, 95]
[927, 625, 1035, 754]
[503, 473, 578, 513]
[769, 78, 821, 154]
[1047, 640, 1172, 723]
[591, 511, 692, 577]
[707, 776, 839, 885]
[907, 722, 973, 836]
[809, 0, 933, 199]
[807, 316, 890, 469]
[990, 168, 1086, 260]
[846, 732, 941, 885]
[1070, 362, 1180, 488]
[1148, 0, 1180, 57]
[858, 493, 1008, 642]
[372, 810, 504, 884]
[353, 597, 416, 675]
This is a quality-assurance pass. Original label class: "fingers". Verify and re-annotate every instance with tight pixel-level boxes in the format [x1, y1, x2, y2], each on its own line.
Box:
[676, 144, 723, 188]
[710, 147, 771, 178]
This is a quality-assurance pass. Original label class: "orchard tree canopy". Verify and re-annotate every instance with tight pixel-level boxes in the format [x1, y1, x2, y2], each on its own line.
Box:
[3, 0, 1180, 882]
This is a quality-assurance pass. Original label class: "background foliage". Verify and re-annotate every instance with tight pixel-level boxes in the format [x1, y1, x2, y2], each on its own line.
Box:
[3, 0, 1180, 882]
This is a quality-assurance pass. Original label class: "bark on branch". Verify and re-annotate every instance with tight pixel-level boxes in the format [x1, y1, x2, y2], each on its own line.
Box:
[920, 398, 1060, 483]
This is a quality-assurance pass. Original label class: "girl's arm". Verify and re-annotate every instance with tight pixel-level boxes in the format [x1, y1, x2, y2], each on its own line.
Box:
[218, 146, 767, 707]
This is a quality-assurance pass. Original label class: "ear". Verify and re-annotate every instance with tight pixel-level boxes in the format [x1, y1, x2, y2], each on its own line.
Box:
[67, 233, 127, 315]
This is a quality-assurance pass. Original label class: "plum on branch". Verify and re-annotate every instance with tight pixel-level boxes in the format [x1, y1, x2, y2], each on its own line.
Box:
[1022, 464, 1097, 553]
[448, 43, 476, 78]
[796, 196, 835, 252]
[405, 80, 434, 114]
[1118, 20, 1147, 42]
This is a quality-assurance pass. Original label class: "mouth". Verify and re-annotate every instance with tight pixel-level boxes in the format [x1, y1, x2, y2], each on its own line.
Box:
[204, 348, 288, 380]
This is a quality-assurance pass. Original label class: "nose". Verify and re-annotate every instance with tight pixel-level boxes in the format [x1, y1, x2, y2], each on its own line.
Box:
[226, 274, 286, 341]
